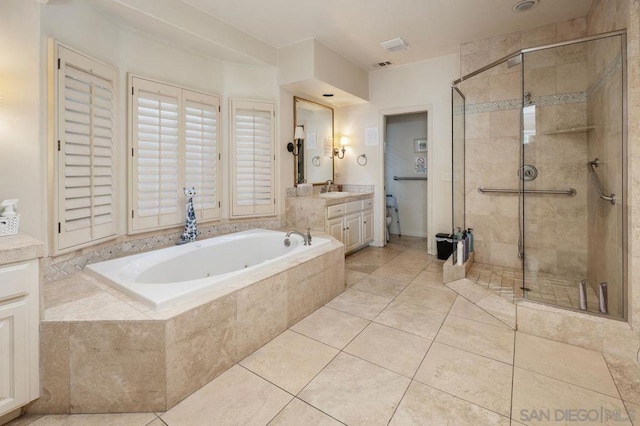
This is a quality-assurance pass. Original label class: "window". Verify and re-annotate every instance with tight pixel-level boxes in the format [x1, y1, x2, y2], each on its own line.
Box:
[129, 77, 221, 233]
[230, 99, 276, 217]
[55, 44, 117, 252]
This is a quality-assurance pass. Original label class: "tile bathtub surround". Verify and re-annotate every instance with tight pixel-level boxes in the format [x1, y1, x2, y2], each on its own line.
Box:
[30, 242, 345, 414]
[16, 241, 640, 425]
[42, 216, 283, 283]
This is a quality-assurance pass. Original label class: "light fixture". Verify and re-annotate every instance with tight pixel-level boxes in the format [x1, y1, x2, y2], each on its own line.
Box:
[287, 125, 305, 156]
[512, 0, 539, 12]
[334, 136, 347, 159]
[380, 37, 410, 52]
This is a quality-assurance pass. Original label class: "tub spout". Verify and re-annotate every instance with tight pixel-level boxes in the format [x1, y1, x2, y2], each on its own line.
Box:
[286, 229, 311, 246]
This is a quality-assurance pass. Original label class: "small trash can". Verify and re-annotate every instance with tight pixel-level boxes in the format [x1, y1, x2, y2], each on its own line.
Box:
[436, 233, 454, 260]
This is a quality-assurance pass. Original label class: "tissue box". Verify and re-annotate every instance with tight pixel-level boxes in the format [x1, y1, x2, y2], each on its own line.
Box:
[297, 183, 313, 196]
[0, 215, 19, 237]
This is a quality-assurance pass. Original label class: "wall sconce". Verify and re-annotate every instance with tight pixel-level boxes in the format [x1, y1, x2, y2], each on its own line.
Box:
[287, 126, 305, 156]
[334, 136, 347, 159]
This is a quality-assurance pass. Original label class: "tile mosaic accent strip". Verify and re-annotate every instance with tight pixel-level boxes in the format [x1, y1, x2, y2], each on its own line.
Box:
[587, 54, 622, 99]
[44, 218, 283, 283]
[464, 92, 587, 115]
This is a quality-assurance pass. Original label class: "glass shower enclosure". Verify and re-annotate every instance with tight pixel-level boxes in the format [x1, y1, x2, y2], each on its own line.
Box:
[452, 31, 627, 319]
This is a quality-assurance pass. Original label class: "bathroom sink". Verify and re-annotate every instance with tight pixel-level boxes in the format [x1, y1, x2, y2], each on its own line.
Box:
[319, 192, 354, 198]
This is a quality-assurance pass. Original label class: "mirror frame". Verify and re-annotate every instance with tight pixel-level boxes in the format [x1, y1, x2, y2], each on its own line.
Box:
[293, 96, 335, 186]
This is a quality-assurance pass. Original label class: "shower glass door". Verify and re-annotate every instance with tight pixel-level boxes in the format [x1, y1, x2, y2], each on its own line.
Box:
[521, 34, 626, 318]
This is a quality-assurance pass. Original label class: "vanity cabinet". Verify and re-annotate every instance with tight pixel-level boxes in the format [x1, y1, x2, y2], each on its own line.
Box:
[0, 236, 43, 420]
[326, 199, 373, 254]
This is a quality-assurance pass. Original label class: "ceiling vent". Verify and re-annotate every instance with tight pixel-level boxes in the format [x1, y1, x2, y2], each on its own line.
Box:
[380, 37, 410, 52]
[512, 0, 539, 12]
[374, 61, 394, 68]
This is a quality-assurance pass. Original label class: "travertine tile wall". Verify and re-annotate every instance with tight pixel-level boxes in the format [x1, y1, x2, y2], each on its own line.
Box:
[459, 18, 589, 276]
[587, 0, 640, 328]
[586, 29, 626, 317]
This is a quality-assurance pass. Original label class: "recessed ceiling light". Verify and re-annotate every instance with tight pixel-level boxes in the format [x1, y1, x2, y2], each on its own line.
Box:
[380, 37, 410, 52]
[513, 0, 539, 12]
[322, 93, 334, 97]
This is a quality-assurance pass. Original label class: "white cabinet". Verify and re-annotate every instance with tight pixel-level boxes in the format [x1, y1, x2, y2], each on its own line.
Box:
[0, 260, 39, 418]
[324, 197, 373, 254]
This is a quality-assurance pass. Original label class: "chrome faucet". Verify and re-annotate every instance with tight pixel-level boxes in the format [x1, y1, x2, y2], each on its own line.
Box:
[321, 179, 334, 193]
[285, 228, 312, 246]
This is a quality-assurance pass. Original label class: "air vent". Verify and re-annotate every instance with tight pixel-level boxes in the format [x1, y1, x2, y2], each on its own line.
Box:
[380, 37, 410, 52]
[375, 61, 394, 68]
[513, 0, 539, 12]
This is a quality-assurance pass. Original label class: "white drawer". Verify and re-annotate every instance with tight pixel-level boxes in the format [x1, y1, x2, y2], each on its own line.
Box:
[327, 204, 346, 219]
[0, 263, 29, 301]
[345, 201, 363, 214]
[363, 198, 374, 210]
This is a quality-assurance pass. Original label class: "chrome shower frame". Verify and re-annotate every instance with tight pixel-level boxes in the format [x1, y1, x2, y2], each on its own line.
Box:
[452, 30, 628, 320]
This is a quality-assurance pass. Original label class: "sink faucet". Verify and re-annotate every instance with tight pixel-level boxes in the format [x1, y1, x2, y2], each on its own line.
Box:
[285, 228, 312, 246]
[321, 179, 333, 193]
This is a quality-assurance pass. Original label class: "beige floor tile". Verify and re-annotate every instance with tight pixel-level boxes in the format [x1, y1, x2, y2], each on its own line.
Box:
[605, 356, 640, 405]
[515, 333, 619, 398]
[345, 270, 368, 287]
[290, 306, 369, 349]
[374, 300, 447, 340]
[240, 330, 339, 394]
[476, 293, 516, 328]
[299, 353, 410, 426]
[351, 275, 409, 298]
[411, 270, 445, 288]
[395, 284, 457, 314]
[390, 381, 510, 426]
[448, 296, 511, 329]
[4, 415, 43, 426]
[371, 262, 423, 283]
[325, 289, 392, 320]
[268, 398, 342, 425]
[446, 278, 493, 303]
[436, 315, 515, 364]
[344, 322, 431, 377]
[623, 401, 640, 425]
[24, 414, 157, 426]
[512, 368, 630, 426]
[414, 342, 513, 416]
[161, 365, 292, 426]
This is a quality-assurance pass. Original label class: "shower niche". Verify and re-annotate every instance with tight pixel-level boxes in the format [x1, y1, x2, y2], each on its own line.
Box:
[452, 31, 627, 319]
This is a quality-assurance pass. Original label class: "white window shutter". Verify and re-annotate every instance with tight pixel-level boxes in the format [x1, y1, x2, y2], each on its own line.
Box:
[231, 99, 276, 217]
[183, 90, 221, 221]
[131, 78, 181, 231]
[57, 46, 117, 251]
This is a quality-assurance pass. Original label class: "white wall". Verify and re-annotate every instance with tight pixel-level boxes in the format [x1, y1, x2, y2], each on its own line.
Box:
[385, 113, 428, 237]
[0, 1, 43, 241]
[335, 53, 459, 250]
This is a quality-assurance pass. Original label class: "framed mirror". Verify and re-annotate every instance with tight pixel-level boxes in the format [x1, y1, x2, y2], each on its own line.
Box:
[293, 97, 334, 185]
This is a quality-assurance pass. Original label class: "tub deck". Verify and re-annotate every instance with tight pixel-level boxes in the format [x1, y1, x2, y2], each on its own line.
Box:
[31, 232, 345, 414]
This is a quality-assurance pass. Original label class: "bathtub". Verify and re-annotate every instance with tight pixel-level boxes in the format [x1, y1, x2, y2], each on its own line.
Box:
[86, 229, 331, 310]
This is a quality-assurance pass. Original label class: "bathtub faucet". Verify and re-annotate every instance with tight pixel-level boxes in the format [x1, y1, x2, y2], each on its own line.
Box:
[285, 228, 312, 246]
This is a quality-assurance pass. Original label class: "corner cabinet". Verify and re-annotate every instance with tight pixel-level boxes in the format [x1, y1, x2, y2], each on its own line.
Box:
[326, 198, 374, 254]
[0, 237, 43, 420]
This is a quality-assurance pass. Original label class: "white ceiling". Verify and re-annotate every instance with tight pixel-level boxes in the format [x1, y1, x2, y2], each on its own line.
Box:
[181, 0, 593, 70]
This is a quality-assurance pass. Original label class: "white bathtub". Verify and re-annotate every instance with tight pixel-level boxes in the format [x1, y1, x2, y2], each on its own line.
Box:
[86, 229, 331, 310]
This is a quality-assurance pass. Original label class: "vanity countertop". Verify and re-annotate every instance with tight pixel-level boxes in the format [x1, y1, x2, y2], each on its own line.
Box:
[288, 191, 374, 207]
[0, 233, 46, 266]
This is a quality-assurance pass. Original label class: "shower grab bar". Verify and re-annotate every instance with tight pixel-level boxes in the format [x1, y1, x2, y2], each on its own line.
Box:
[393, 176, 428, 181]
[478, 187, 577, 196]
[588, 159, 616, 205]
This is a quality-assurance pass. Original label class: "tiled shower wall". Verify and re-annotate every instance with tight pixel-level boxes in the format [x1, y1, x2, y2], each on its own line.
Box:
[586, 0, 630, 318]
[459, 18, 589, 275]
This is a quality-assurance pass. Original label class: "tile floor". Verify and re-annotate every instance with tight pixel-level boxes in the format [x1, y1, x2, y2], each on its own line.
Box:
[10, 235, 639, 425]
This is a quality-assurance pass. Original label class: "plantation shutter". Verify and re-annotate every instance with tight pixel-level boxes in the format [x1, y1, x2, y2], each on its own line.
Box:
[231, 99, 276, 217]
[183, 90, 221, 221]
[57, 46, 117, 251]
[131, 78, 181, 231]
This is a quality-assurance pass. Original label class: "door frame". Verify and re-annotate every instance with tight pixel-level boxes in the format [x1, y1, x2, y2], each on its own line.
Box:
[378, 104, 434, 253]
